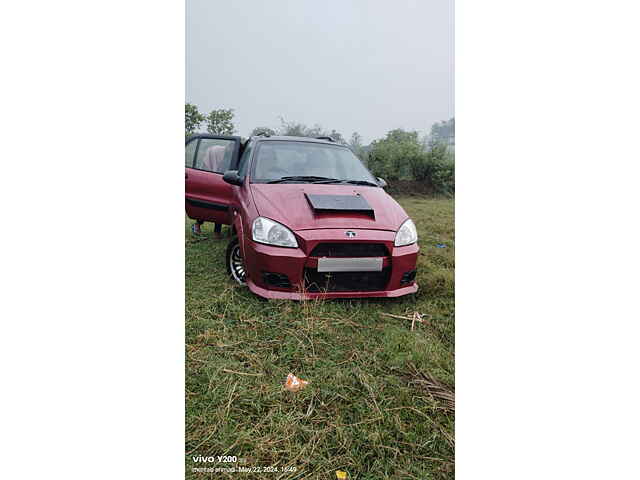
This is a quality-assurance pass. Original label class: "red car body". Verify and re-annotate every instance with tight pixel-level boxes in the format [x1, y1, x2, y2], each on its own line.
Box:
[185, 134, 419, 300]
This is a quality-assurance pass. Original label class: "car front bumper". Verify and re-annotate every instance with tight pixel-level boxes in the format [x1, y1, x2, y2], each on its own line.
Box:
[242, 228, 419, 300]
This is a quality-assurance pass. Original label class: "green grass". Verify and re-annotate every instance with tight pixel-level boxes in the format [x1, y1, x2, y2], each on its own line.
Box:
[186, 196, 454, 479]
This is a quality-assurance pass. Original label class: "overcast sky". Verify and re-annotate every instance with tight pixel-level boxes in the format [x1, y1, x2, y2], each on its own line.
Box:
[186, 0, 453, 144]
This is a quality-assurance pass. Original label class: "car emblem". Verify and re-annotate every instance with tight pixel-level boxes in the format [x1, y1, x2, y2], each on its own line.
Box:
[345, 231, 356, 238]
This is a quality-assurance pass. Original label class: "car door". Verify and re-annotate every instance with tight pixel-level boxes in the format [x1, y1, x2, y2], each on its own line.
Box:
[185, 135, 242, 225]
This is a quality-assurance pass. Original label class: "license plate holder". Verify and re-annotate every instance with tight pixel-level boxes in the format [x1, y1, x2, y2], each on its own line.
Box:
[317, 257, 383, 272]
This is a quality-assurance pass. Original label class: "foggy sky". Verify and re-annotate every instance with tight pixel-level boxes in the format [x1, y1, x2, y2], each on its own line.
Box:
[186, 0, 453, 144]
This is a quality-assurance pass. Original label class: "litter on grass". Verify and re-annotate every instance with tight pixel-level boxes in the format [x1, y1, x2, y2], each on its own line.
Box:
[284, 373, 309, 392]
[336, 471, 348, 479]
[436, 243, 447, 248]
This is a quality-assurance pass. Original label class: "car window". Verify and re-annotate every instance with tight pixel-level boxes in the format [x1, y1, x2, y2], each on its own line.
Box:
[251, 141, 376, 183]
[194, 138, 235, 174]
[185, 139, 197, 167]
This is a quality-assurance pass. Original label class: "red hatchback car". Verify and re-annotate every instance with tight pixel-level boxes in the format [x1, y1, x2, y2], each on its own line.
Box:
[185, 134, 419, 300]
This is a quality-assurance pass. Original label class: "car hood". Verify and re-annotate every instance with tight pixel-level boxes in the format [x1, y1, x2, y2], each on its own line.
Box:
[250, 184, 408, 232]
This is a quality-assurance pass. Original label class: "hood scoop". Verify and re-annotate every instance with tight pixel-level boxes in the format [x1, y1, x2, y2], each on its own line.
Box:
[305, 193, 375, 218]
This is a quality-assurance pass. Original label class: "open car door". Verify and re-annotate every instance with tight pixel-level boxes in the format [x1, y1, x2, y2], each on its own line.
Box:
[185, 134, 242, 225]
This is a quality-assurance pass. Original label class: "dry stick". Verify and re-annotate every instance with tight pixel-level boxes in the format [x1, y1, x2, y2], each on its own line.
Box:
[408, 453, 454, 465]
[379, 312, 413, 320]
[380, 311, 427, 331]
[221, 368, 264, 376]
[335, 416, 384, 427]
[411, 312, 420, 331]
[201, 340, 243, 348]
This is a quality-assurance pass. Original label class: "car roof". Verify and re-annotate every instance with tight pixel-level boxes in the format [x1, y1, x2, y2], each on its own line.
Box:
[250, 135, 345, 146]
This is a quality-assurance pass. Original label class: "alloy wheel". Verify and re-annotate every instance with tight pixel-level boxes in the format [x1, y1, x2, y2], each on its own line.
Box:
[229, 244, 246, 285]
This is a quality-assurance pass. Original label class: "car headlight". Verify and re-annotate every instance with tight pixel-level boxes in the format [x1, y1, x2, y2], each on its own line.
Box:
[252, 217, 298, 248]
[394, 219, 418, 246]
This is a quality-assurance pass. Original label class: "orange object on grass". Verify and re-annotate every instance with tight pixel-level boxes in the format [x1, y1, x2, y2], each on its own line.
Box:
[284, 373, 309, 392]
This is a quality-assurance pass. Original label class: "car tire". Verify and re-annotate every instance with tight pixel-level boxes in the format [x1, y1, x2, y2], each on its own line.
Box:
[226, 236, 247, 286]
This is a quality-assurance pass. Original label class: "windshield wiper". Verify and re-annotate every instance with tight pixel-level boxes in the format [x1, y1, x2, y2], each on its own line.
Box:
[266, 176, 340, 184]
[336, 179, 379, 187]
[265, 176, 379, 186]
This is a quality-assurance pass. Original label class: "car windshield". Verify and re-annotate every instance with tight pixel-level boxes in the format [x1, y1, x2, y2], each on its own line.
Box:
[251, 141, 378, 185]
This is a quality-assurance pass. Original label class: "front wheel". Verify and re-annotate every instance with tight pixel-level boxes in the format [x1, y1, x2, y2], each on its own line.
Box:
[225, 236, 247, 285]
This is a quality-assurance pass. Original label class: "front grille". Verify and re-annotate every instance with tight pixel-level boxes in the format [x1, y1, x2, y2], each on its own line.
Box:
[310, 243, 388, 258]
[304, 267, 391, 292]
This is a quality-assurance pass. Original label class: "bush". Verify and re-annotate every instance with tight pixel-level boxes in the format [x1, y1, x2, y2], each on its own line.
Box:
[368, 150, 401, 180]
[407, 142, 454, 196]
[430, 160, 455, 196]
[408, 152, 430, 181]
[368, 130, 422, 181]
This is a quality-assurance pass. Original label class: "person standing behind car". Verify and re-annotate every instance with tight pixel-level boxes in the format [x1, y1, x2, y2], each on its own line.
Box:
[191, 144, 231, 239]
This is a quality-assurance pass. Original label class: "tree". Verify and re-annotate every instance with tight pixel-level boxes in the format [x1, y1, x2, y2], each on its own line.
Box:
[349, 132, 367, 162]
[277, 118, 320, 137]
[250, 126, 276, 137]
[349, 132, 363, 150]
[429, 117, 455, 145]
[386, 128, 420, 144]
[276, 118, 346, 144]
[206, 108, 235, 135]
[327, 129, 346, 144]
[185, 103, 205, 136]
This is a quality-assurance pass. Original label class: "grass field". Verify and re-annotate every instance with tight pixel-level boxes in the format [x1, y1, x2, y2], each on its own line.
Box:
[185, 196, 454, 479]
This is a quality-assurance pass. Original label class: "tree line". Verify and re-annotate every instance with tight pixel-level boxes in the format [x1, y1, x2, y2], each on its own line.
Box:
[186, 103, 454, 196]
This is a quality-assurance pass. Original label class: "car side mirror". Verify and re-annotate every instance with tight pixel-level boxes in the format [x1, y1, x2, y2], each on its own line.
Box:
[376, 177, 387, 188]
[223, 170, 243, 186]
